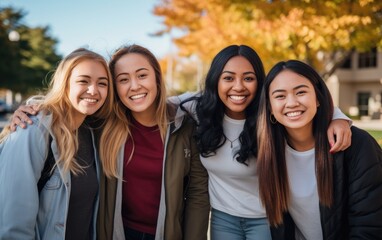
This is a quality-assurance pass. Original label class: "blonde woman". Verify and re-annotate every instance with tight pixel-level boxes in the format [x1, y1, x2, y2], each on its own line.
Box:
[0, 48, 115, 240]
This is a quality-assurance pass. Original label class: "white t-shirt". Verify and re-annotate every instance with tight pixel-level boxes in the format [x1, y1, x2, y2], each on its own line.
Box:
[286, 145, 323, 240]
[200, 115, 266, 218]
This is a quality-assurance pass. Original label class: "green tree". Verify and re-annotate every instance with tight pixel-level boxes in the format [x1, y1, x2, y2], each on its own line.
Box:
[0, 7, 61, 94]
[153, 0, 382, 77]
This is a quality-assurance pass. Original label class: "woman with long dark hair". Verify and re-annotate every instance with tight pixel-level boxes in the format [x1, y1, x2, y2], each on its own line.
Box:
[257, 60, 382, 239]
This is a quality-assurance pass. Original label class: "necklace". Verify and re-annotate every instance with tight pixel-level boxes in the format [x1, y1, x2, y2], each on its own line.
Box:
[224, 134, 240, 148]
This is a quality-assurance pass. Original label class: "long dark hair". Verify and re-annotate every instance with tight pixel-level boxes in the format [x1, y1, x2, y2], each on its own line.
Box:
[257, 60, 334, 226]
[182, 45, 265, 164]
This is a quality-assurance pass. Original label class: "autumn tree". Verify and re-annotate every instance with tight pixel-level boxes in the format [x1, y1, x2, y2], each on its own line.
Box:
[153, 0, 382, 77]
[159, 55, 203, 95]
[0, 7, 61, 94]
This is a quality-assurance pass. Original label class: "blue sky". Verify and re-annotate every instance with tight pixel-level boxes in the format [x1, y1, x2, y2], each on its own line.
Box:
[1, 0, 171, 59]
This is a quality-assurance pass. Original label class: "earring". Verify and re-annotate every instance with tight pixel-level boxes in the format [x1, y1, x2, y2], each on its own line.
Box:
[270, 113, 277, 124]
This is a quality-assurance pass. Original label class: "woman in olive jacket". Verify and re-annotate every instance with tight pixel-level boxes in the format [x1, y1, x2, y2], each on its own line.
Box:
[99, 104, 209, 240]
[97, 44, 209, 240]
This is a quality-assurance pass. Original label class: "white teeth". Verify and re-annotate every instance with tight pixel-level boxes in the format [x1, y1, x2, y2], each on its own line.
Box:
[130, 93, 146, 100]
[286, 111, 302, 117]
[230, 95, 245, 101]
[83, 98, 97, 103]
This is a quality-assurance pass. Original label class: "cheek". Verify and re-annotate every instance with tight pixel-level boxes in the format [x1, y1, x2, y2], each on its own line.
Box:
[248, 82, 258, 94]
[68, 88, 77, 104]
[116, 84, 128, 97]
[100, 88, 109, 101]
[269, 100, 278, 114]
[217, 82, 227, 100]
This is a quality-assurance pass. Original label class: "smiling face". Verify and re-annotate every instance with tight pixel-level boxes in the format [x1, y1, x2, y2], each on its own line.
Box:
[114, 53, 158, 124]
[68, 59, 109, 126]
[217, 56, 257, 120]
[269, 69, 319, 134]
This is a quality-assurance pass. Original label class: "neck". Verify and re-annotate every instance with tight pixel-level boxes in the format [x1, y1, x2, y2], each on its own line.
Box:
[72, 112, 86, 130]
[286, 126, 315, 151]
[132, 112, 157, 127]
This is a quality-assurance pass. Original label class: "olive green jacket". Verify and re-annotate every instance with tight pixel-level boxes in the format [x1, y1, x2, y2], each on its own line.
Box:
[97, 103, 210, 240]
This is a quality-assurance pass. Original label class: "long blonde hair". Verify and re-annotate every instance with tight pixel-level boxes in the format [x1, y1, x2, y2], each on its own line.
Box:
[37, 48, 114, 174]
[100, 44, 168, 178]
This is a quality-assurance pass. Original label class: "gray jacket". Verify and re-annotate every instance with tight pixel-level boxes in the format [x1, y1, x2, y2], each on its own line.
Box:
[0, 113, 100, 240]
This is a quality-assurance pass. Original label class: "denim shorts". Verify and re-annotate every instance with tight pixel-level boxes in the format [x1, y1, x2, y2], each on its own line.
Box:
[210, 208, 272, 240]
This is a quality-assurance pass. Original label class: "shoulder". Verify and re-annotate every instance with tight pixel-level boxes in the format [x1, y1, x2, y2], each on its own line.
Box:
[349, 126, 380, 150]
[12, 114, 47, 140]
[341, 126, 382, 171]
[2, 112, 52, 149]
[0, 113, 50, 164]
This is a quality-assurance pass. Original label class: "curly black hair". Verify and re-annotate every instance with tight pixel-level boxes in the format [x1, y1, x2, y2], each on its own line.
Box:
[181, 45, 265, 165]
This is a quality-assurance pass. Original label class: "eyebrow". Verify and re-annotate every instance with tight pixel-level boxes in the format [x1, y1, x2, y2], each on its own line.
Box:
[75, 75, 108, 81]
[222, 70, 256, 75]
[116, 67, 149, 78]
[76, 74, 91, 78]
[271, 84, 310, 95]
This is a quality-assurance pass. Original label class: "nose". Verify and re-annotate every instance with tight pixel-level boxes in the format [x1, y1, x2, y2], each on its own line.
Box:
[130, 78, 141, 90]
[286, 95, 299, 107]
[87, 84, 97, 95]
[232, 79, 244, 91]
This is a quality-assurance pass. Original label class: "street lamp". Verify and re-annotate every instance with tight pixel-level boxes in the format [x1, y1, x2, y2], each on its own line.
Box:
[8, 30, 20, 42]
[6, 30, 21, 111]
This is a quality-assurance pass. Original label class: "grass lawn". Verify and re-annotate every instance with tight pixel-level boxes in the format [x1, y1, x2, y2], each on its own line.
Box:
[367, 130, 382, 148]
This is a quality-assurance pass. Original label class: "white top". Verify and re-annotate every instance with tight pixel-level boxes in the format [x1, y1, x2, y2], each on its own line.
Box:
[285, 145, 323, 240]
[200, 115, 266, 218]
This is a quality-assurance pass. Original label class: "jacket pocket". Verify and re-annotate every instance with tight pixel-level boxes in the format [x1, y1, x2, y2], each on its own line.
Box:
[44, 172, 62, 190]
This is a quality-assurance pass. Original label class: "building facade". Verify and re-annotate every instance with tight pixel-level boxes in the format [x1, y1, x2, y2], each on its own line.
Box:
[327, 48, 382, 120]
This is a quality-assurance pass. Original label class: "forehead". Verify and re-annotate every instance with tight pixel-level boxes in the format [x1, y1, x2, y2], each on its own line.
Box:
[70, 59, 107, 77]
[114, 53, 153, 73]
[223, 56, 254, 72]
[270, 70, 313, 89]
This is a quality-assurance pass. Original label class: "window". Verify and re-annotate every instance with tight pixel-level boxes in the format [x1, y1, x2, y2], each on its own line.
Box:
[357, 92, 370, 116]
[340, 56, 351, 69]
[358, 48, 377, 68]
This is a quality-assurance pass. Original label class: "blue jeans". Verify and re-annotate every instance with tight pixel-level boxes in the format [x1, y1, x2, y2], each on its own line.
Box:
[124, 227, 155, 240]
[210, 208, 272, 240]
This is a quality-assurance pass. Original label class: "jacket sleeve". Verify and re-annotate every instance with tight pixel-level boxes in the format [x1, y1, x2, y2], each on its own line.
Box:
[332, 107, 352, 125]
[345, 127, 382, 238]
[182, 123, 210, 240]
[0, 123, 47, 239]
[96, 169, 117, 240]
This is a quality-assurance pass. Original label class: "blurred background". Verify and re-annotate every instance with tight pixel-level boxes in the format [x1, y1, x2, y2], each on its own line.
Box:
[0, 0, 381, 145]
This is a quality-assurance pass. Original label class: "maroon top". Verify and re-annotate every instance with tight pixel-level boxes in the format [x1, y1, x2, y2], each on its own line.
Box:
[122, 119, 164, 235]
